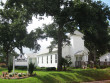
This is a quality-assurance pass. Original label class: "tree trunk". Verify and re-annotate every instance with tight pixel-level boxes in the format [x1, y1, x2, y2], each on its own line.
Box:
[57, 26, 63, 71]
[19, 46, 23, 54]
[6, 51, 9, 67]
[93, 48, 97, 64]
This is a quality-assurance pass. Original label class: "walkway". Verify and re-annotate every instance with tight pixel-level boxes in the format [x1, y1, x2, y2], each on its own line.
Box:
[82, 80, 110, 83]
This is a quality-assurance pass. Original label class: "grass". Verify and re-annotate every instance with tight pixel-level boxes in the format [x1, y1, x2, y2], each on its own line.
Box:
[0, 68, 110, 83]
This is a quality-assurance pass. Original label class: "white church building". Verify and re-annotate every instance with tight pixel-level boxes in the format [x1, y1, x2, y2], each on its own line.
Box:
[15, 30, 89, 68]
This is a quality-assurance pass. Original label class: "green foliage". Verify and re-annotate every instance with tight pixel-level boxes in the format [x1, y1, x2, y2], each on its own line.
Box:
[9, 73, 14, 77]
[22, 73, 26, 76]
[24, 28, 44, 53]
[36, 67, 46, 71]
[46, 67, 56, 71]
[28, 62, 35, 75]
[18, 73, 22, 77]
[4, 0, 110, 70]
[62, 57, 72, 67]
[68, 1, 110, 61]
[8, 65, 12, 73]
[15, 66, 27, 70]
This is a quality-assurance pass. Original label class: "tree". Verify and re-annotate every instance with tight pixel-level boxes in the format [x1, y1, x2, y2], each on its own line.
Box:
[74, 1, 110, 62]
[0, 2, 32, 66]
[5, 0, 110, 70]
[43, 23, 70, 52]
[5, 0, 77, 70]
[24, 28, 44, 53]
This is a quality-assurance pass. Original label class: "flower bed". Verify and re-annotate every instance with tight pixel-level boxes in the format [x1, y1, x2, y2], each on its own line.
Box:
[1, 72, 29, 79]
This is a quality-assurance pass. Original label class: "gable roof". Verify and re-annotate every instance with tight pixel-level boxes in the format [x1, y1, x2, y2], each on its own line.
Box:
[37, 48, 57, 56]
[74, 30, 84, 37]
[100, 52, 110, 58]
[15, 54, 27, 60]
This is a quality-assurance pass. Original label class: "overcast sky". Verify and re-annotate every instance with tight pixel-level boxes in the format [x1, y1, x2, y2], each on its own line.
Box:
[0, 0, 110, 54]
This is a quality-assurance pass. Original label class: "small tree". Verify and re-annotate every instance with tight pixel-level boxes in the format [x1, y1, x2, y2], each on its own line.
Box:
[61, 57, 72, 70]
[28, 62, 35, 75]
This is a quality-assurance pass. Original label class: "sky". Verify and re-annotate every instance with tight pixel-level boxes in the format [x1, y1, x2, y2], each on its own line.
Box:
[0, 0, 110, 54]
[95, 0, 110, 6]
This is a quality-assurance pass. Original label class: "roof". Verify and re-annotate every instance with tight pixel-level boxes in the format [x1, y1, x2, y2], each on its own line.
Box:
[84, 46, 89, 53]
[74, 30, 84, 37]
[24, 53, 37, 58]
[74, 50, 85, 55]
[37, 48, 57, 56]
[24, 48, 57, 57]
[100, 52, 110, 58]
[74, 49, 88, 56]
[15, 54, 27, 60]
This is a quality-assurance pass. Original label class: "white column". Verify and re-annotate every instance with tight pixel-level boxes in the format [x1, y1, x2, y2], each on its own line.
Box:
[13, 56, 15, 74]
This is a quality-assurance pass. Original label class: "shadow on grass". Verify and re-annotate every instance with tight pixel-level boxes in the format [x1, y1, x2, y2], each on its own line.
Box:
[49, 72, 94, 83]
[33, 75, 59, 83]
[67, 69, 110, 81]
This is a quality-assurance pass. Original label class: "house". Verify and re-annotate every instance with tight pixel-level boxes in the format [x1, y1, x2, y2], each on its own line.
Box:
[100, 53, 110, 62]
[99, 53, 110, 66]
[15, 30, 89, 68]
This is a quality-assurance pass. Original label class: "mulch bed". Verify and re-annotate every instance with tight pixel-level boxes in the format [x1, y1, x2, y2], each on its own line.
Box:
[0, 76, 28, 79]
[0, 72, 37, 79]
[0, 72, 29, 79]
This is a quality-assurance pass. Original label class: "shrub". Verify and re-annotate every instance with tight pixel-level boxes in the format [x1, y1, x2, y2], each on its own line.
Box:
[15, 72, 18, 75]
[36, 67, 46, 71]
[18, 73, 22, 77]
[22, 73, 26, 76]
[99, 65, 110, 69]
[46, 67, 56, 71]
[28, 62, 35, 75]
[8, 65, 13, 73]
[94, 65, 100, 69]
[9, 73, 13, 77]
[15, 66, 27, 70]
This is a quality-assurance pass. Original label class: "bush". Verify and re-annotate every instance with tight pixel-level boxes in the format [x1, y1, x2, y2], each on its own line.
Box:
[15, 66, 27, 70]
[8, 65, 13, 73]
[28, 62, 35, 75]
[46, 67, 56, 71]
[18, 73, 22, 77]
[94, 65, 100, 69]
[9, 73, 14, 77]
[36, 67, 46, 71]
[99, 65, 110, 69]
[22, 73, 26, 76]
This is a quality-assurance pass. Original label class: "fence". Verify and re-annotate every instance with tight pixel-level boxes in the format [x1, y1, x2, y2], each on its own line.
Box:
[99, 61, 110, 66]
[75, 61, 110, 68]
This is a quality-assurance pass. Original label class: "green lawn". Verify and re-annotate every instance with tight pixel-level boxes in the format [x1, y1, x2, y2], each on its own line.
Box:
[0, 68, 110, 83]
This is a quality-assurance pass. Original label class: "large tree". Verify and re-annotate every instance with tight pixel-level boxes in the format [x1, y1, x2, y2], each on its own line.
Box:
[5, 0, 110, 70]
[0, 6, 29, 66]
[5, 0, 77, 70]
[74, 1, 110, 62]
